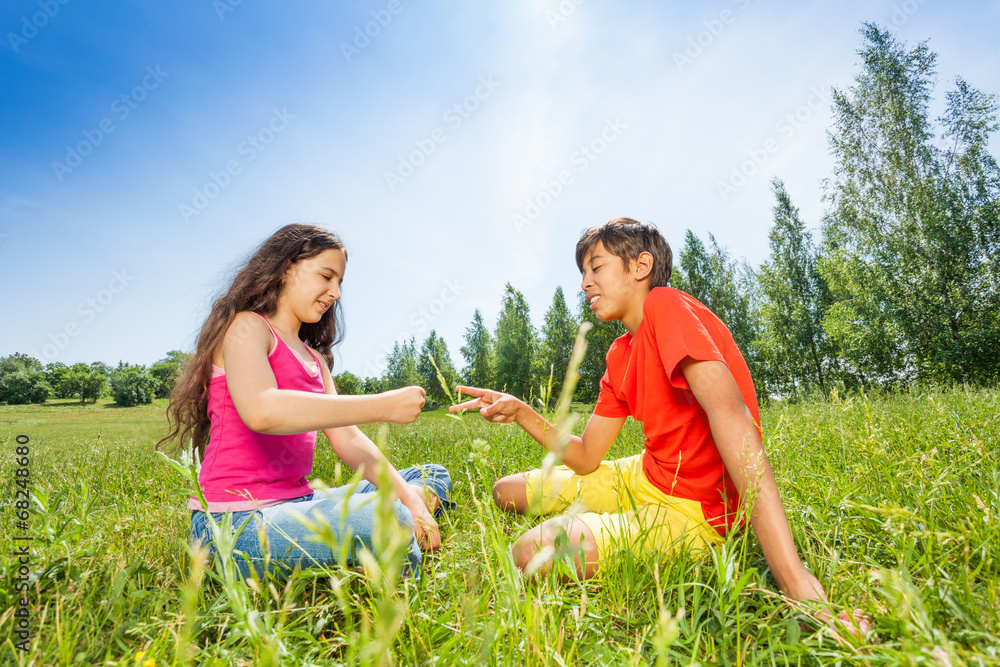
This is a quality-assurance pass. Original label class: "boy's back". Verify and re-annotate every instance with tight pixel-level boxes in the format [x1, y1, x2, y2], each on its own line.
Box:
[595, 286, 760, 534]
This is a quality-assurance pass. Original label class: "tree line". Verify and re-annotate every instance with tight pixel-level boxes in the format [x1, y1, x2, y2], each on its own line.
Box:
[339, 25, 1000, 403]
[0, 351, 188, 407]
[330, 285, 626, 408]
[3, 26, 996, 408]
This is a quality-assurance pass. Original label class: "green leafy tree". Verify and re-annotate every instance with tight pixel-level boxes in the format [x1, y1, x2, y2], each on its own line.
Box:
[0, 354, 51, 404]
[82, 363, 109, 402]
[109, 363, 156, 407]
[360, 376, 387, 394]
[494, 284, 536, 400]
[537, 286, 579, 404]
[57, 363, 108, 403]
[575, 290, 626, 403]
[417, 331, 459, 402]
[821, 24, 1000, 385]
[44, 362, 72, 398]
[672, 230, 768, 397]
[333, 371, 362, 395]
[383, 338, 421, 390]
[0, 353, 43, 376]
[150, 350, 191, 399]
[758, 179, 838, 398]
[460, 309, 494, 389]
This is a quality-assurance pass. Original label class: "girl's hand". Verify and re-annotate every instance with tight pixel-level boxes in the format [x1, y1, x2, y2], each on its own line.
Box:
[399, 487, 441, 551]
[449, 385, 524, 423]
[382, 386, 426, 424]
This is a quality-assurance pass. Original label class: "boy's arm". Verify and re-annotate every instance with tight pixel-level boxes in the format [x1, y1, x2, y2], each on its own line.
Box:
[449, 385, 626, 474]
[679, 359, 827, 602]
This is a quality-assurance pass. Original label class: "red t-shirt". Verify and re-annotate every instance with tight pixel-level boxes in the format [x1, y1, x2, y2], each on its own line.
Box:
[593, 286, 761, 535]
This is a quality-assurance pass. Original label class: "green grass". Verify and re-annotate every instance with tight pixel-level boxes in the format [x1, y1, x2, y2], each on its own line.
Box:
[1, 388, 998, 665]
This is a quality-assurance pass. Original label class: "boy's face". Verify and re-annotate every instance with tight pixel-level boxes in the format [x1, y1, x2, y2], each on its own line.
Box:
[581, 241, 648, 323]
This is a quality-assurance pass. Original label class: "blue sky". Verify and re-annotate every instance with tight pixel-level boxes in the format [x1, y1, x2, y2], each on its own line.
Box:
[2, 1, 998, 378]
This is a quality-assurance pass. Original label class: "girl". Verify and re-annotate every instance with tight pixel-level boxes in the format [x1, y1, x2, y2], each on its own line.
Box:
[158, 223, 454, 579]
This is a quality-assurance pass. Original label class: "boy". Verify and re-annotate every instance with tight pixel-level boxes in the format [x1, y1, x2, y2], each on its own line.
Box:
[451, 217, 865, 633]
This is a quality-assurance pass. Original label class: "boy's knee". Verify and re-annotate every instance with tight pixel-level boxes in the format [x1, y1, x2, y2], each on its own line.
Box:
[511, 530, 543, 572]
[493, 474, 528, 513]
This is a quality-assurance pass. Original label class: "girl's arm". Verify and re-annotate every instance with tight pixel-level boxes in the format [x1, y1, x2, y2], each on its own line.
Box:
[223, 312, 425, 433]
[314, 360, 441, 551]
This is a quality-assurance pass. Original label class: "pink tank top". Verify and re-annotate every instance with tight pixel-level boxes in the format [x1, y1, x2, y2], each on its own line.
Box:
[188, 312, 326, 512]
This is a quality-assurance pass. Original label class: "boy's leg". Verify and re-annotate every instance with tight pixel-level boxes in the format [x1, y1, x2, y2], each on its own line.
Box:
[493, 473, 531, 513]
[511, 514, 601, 579]
[510, 502, 722, 580]
[497, 455, 640, 516]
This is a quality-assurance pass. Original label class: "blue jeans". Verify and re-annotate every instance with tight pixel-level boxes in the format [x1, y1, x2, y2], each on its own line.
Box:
[188, 463, 455, 580]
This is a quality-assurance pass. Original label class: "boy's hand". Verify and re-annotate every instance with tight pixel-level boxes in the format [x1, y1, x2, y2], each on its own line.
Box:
[382, 386, 426, 424]
[785, 571, 871, 640]
[449, 385, 524, 423]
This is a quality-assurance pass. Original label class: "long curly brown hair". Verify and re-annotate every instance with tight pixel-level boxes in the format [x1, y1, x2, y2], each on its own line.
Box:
[157, 224, 347, 460]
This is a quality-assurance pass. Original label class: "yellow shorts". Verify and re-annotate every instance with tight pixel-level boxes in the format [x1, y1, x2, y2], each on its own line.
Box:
[523, 453, 724, 559]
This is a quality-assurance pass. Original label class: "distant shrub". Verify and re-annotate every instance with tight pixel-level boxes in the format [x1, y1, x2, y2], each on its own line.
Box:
[333, 371, 361, 395]
[0, 370, 52, 404]
[360, 376, 387, 394]
[150, 350, 191, 399]
[110, 365, 156, 407]
[0, 353, 44, 376]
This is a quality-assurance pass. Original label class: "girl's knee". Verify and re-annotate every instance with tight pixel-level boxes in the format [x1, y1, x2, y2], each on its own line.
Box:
[412, 463, 456, 515]
[421, 463, 451, 487]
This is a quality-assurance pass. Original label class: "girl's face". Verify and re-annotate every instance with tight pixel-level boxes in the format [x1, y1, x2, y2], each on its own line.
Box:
[279, 248, 347, 323]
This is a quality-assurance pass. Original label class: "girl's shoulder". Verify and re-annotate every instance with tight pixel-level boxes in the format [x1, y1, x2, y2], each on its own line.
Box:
[224, 311, 276, 352]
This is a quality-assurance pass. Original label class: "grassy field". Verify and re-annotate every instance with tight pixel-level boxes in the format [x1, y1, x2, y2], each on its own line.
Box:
[1, 386, 998, 665]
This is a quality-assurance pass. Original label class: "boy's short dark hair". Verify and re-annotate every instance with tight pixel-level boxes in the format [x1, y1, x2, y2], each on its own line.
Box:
[575, 217, 673, 287]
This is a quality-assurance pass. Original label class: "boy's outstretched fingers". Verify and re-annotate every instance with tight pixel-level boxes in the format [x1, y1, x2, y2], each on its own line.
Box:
[448, 386, 522, 423]
[448, 385, 492, 413]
